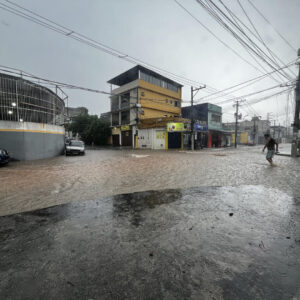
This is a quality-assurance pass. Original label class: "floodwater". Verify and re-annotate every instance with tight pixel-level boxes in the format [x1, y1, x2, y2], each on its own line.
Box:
[0, 185, 299, 299]
[0, 144, 299, 216]
[1, 145, 300, 299]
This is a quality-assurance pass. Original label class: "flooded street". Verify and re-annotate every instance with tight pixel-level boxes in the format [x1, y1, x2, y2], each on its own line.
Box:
[0, 145, 299, 216]
[1, 145, 300, 299]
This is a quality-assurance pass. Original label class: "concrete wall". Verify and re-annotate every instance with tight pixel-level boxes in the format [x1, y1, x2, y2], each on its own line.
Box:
[111, 79, 139, 95]
[0, 121, 65, 160]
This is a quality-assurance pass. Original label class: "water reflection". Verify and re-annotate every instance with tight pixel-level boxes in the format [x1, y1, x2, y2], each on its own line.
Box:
[112, 189, 181, 226]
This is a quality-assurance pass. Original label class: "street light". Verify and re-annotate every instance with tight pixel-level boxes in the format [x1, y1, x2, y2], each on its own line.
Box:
[11, 102, 16, 107]
[8, 110, 13, 115]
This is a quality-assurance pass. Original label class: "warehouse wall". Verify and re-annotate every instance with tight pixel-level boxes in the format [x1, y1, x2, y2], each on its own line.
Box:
[0, 121, 65, 160]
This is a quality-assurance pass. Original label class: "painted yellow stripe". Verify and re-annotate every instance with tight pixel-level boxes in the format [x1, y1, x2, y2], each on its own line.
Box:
[0, 128, 65, 135]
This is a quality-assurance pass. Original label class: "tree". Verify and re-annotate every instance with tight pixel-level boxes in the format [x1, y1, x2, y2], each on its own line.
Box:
[67, 114, 110, 146]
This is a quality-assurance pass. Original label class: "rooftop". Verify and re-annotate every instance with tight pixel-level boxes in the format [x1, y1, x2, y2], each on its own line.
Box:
[107, 65, 183, 88]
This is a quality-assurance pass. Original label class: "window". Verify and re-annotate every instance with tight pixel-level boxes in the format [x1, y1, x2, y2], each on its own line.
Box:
[121, 93, 130, 109]
[121, 111, 130, 125]
[174, 100, 178, 107]
[167, 82, 178, 92]
[141, 92, 145, 96]
[211, 114, 221, 123]
[111, 96, 119, 111]
[165, 99, 168, 103]
[140, 71, 179, 93]
[112, 113, 119, 126]
[170, 100, 173, 104]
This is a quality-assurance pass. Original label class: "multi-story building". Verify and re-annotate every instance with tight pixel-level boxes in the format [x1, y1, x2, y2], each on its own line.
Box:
[223, 117, 271, 145]
[182, 103, 224, 148]
[108, 65, 185, 149]
[99, 112, 111, 123]
[67, 106, 88, 119]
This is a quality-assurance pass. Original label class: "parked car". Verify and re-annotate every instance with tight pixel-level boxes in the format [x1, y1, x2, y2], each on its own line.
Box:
[0, 149, 10, 165]
[65, 140, 85, 155]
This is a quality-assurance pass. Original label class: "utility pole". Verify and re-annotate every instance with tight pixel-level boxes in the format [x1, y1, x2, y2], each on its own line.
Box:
[293, 49, 300, 134]
[253, 118, 256, 145]
[191, 85, 206, 150]
[291, 49, 300, 156]
[233, 100, 243, 148]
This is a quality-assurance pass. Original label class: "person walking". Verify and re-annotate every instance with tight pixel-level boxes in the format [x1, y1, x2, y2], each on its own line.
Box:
[262, 134, 278, 165]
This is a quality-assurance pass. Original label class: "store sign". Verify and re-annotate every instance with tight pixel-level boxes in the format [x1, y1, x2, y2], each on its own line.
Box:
[167, 122, 185, 132]
[112, 127, 120, 135]
[194, 123, 208, 132]
[121, 125, 130, 131]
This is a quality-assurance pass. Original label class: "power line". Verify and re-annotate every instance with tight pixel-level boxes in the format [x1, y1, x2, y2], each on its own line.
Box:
[235, 0, 295, 79]
[214, 0, 284, 83]
[194, 59, 296, 103]
[197, 0, 292, 82]
[245, 87, 293, 106]
[0, 66, 112, 95]
[202, 0, 283, 83]
[173, 0, 270, 75]
[223, 0, 295, 80]
[222, 87, 293, 120]
[197, 0, 294, 83]
[211, 82, 294, 105]
[247, 0, 297, 53]
[0, 66, 194, 109]
[0, 0, 213, 91]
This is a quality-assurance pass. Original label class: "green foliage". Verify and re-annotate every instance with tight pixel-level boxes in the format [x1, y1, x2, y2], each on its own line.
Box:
[67, 114, 110, 146]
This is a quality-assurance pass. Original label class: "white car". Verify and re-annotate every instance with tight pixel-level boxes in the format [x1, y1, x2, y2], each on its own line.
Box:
[66, 140, 85, 155]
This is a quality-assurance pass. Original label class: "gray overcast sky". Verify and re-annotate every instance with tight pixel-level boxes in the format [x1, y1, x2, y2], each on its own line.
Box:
[1, 0, 299, 125]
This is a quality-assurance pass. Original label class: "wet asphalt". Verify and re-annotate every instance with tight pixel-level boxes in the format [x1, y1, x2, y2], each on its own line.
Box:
[1, 185, 300, 299]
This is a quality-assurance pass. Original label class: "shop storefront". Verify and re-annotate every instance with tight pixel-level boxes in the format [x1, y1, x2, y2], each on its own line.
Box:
[121, 125, 132, 147]
[112, 127, 121, 147]
[194, 123, 208, 149]
[167, 122, 184, 149]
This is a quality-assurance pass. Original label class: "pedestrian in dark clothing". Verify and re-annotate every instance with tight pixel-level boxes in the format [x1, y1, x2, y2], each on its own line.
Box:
[262, 134, 278, 165]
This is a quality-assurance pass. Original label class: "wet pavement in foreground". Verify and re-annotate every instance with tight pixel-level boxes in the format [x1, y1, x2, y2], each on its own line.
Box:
[1, 185, 300, 299]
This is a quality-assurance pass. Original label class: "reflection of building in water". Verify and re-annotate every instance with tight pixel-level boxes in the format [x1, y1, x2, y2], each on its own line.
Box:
[0, 72, 67, 160]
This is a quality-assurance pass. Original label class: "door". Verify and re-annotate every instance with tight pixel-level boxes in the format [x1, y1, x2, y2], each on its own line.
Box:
[121, 130, 132, 146]
[168, 132, 181, 149]
[154, 130, 165, 149]
[112, 135, 120, 147]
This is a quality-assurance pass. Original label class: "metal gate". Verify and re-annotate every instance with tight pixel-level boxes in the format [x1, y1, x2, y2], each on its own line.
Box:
[154, 130, 165, 149]
[121, 130, 132, 147]
[112, 135, 120, 147]
[168, 132, 181, 149]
